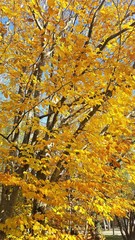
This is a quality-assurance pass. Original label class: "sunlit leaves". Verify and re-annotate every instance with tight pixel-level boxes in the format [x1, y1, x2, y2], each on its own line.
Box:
[0, 0, 135, 239]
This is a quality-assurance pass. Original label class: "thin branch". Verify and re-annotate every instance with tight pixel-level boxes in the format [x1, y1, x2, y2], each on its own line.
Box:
[39, 112, 54, 119]
[5, 78, 71, 141]
[0, 133, 11, 143]
[85, 0, 106, 45]
[30, 8, 42, 30]
[123, 0, 134, 24]
[7, 113, 26, 140]
[74, 104, 101, 136]
[122, 27, 135, 45]
[60, 104, 88, 126]
[97, 21, 135, 52]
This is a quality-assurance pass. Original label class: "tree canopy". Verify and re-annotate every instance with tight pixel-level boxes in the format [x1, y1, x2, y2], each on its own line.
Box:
[0, 0, 135, 239]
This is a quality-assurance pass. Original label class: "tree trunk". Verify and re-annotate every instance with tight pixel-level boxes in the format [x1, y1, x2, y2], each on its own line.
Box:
[0, 231, 6, 240]
[0, 185, 19, 239]
[116, 214, 135, 240]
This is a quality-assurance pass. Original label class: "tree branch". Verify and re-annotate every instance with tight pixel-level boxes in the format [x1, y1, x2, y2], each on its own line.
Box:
[85, 0, 106, 45]
[97, 21, 135, 52]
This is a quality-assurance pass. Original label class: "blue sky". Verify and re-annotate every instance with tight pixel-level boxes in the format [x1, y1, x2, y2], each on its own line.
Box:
[1, 16, 14, 31]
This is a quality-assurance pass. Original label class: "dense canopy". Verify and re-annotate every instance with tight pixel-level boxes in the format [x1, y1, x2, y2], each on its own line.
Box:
[0, 0, 135, 239]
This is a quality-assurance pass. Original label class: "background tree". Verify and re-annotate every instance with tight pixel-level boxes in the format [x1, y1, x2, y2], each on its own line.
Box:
[0, 0, 135, 239]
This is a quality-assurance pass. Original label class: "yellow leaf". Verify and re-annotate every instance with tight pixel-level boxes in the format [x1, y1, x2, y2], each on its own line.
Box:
[48, 0, 55, 7]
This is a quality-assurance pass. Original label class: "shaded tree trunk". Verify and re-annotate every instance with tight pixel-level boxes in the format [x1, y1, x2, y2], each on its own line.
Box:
[0, 231, 6, 240]
[116, 212, 135, 240]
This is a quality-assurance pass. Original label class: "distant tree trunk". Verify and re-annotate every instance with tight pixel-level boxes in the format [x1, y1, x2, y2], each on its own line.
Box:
[87, 221, 101, 240]
[95, 221, 101, 240]
[116, 212, 135, 240]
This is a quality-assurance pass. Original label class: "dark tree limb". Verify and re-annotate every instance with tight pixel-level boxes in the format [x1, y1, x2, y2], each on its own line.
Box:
[97, 21, 135, 52]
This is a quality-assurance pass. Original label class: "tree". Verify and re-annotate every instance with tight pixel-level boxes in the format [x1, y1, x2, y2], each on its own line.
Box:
[0, 0, 135, 239]
[116, 211, 135, 240]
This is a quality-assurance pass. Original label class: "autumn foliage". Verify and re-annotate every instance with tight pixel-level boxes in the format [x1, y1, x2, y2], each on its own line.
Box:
[0, 0, 135, 239]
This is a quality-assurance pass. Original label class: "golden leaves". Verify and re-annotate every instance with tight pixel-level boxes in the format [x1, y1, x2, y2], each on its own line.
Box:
[0, 0, 135, 239]
[1, 6, 17, 17]
[47, 0, 55, 7]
